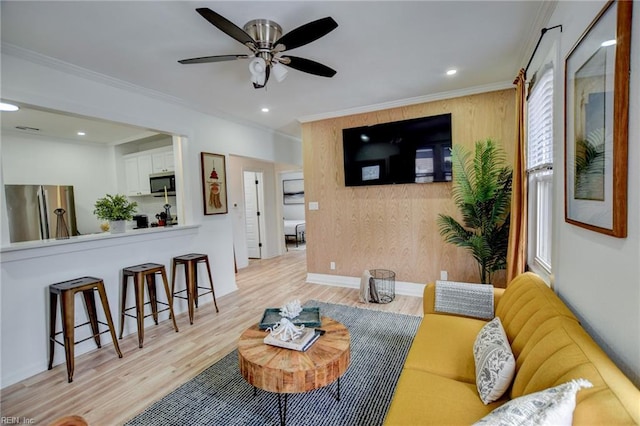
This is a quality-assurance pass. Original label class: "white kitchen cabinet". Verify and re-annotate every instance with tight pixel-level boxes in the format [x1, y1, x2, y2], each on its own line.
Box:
[124, 154, 153, 196]
[152, 151, 174, 173]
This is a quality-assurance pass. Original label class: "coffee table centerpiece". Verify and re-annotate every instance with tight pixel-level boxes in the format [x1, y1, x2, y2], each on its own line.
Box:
[266, 300, 306, 342]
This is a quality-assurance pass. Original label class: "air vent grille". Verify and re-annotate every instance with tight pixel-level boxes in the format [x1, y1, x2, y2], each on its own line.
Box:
[15, 126, 40, 131]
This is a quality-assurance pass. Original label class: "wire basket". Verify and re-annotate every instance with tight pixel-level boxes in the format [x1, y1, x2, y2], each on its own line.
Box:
[369, 269, 395, 304]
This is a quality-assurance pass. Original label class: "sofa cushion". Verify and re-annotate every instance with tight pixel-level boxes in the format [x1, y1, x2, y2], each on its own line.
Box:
[403, 313, 487, 383]
[512, 316, 640, 424]
[474, 379, 593, 426]
[474, 317, 516, 404]
[496, 273, 578, 358]
[385, 368, 505, 426]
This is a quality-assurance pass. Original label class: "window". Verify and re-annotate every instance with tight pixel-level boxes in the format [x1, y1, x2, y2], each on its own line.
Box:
[527, 66, 554, 274]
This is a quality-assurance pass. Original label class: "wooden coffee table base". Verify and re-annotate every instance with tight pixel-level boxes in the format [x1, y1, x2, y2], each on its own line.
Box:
[238, 317, 350, 425]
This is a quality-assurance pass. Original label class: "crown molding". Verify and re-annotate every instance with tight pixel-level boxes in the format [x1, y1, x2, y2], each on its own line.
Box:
[2, 43, 192, 108]
[297, 81, 514, 124]
[517, 0, 559, 71]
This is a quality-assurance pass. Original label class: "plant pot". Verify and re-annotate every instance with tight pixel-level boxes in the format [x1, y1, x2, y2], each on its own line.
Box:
[109, 220, 126, 234]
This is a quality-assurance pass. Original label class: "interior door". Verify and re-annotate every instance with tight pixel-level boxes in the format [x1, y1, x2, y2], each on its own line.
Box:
[244, 171, 263, 259]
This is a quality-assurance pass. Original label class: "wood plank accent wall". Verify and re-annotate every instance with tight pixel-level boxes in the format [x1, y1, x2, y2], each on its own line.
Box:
[302, 89, 516, 287]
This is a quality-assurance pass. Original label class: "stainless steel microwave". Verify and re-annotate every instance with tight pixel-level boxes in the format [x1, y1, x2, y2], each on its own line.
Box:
[149, 172, 176, 194]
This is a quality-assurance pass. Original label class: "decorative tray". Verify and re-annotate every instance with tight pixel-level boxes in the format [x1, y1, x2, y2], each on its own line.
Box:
[259, 307, 321, 330]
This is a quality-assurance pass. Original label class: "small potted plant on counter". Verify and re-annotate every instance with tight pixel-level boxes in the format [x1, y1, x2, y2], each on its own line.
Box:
[93, 194, 138, 234]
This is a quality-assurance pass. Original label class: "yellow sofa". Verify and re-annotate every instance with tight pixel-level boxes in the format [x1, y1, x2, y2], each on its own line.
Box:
[384, 272, 640, 425]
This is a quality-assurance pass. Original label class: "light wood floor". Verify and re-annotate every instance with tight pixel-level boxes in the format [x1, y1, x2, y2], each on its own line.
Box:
[0, 249, 423, 425]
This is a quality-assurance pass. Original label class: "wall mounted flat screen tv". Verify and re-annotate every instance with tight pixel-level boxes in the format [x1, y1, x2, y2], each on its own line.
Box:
[342, 113, 453, 187]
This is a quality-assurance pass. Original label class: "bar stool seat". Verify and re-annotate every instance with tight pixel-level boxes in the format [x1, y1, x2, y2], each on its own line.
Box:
[48, 276, 122, 383]
[171, 253, 219, 325]
[119, 263, 179, 348]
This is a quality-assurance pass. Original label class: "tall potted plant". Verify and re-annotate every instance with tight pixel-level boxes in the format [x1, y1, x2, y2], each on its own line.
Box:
[93, 194, 138, 234]
[437, 139, 512, 284]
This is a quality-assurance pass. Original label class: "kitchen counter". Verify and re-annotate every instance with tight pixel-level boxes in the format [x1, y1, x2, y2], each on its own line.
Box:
[0, 224, 199, 263]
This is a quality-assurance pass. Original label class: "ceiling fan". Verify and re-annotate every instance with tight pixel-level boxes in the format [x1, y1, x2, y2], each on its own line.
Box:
[179, 8, 338, 89]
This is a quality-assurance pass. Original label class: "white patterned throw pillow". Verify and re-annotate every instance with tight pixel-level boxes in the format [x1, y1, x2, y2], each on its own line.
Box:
[473, 317, 516, 404]
[473, 379, 593, 426]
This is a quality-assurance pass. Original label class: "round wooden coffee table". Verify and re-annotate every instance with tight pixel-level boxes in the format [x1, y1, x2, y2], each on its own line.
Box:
[238, 316, 350, 425]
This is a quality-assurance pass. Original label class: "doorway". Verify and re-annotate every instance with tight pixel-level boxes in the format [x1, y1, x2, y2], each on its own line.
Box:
[244, 171, 265, 259]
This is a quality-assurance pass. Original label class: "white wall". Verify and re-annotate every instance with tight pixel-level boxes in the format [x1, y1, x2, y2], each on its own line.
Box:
[1, 131, 117, 236]
[0, 50, 302, 387]
[549, 1, 640, 385]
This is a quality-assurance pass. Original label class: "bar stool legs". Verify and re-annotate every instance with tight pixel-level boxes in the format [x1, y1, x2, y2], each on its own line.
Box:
[120, 263, 179, 348]
[203, 258, 219, 313]
[171, 253, 219, 325]
[48, 277, 122, 383]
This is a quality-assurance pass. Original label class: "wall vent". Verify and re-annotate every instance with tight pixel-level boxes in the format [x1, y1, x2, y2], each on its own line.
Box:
[15, 126, 40, 131]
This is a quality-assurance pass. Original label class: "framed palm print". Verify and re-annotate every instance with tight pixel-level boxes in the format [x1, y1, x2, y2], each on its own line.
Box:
[564, 0, 631, 237]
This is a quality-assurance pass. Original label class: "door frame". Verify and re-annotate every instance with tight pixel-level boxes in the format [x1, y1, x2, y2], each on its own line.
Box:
[243, 170, 266, 259]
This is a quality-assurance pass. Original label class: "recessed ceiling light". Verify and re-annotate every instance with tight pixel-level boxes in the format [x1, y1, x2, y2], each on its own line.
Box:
[261, 107, 269, 113]
[601, 39, 616, 47]
[77, 131, 86, 136]
[0, 102, 20, 112]
[446, 69, 457, 76]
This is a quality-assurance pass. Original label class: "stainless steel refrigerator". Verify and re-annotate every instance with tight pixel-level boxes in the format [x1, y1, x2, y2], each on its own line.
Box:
[5, 185, 79, 243]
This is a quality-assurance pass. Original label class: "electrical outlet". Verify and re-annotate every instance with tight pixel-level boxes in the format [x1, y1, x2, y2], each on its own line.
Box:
[330, 261, 336, 270]
[440, 270, 448, 281]
[309, 201, 319, 210]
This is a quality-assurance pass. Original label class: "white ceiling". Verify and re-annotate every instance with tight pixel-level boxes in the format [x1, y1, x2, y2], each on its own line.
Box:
[0, 1, 555, 140]
[1, 103, 161, 144]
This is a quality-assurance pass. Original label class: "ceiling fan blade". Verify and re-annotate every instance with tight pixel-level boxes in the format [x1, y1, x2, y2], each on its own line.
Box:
[178, 54, 249, 65]
[281, 55, 337, 78]
[274, 17, 338, 51]
[196, 8, 256, 49]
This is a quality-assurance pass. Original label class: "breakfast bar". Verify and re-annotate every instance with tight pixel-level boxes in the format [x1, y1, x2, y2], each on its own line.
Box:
[0, 224, 233, 388]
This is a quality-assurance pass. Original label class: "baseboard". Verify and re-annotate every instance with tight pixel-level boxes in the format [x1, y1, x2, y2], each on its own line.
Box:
[306, 273, 425, 298]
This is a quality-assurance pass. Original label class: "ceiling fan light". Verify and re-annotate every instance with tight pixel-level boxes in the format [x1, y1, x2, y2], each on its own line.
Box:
[249, 57, 266, 75]
[249, 57, 267, 86]
[272, 62, 288, 82]
[251, 74, 266, 86]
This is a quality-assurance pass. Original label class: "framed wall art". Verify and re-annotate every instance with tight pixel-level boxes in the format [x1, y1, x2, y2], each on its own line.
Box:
[283, 179, 305, 205]
[564, 0, 631, 237]
[201, 152, 228, 215]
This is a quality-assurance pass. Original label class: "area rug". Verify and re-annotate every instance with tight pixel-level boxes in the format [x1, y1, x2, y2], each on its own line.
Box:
[125, 301, 421, 426]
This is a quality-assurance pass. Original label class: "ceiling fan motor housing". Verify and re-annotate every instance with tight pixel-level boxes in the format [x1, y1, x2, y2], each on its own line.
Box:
[243, 19, 282, 50]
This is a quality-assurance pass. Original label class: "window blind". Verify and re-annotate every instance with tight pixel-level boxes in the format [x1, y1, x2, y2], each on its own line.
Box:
[527, 68, 554, 171]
